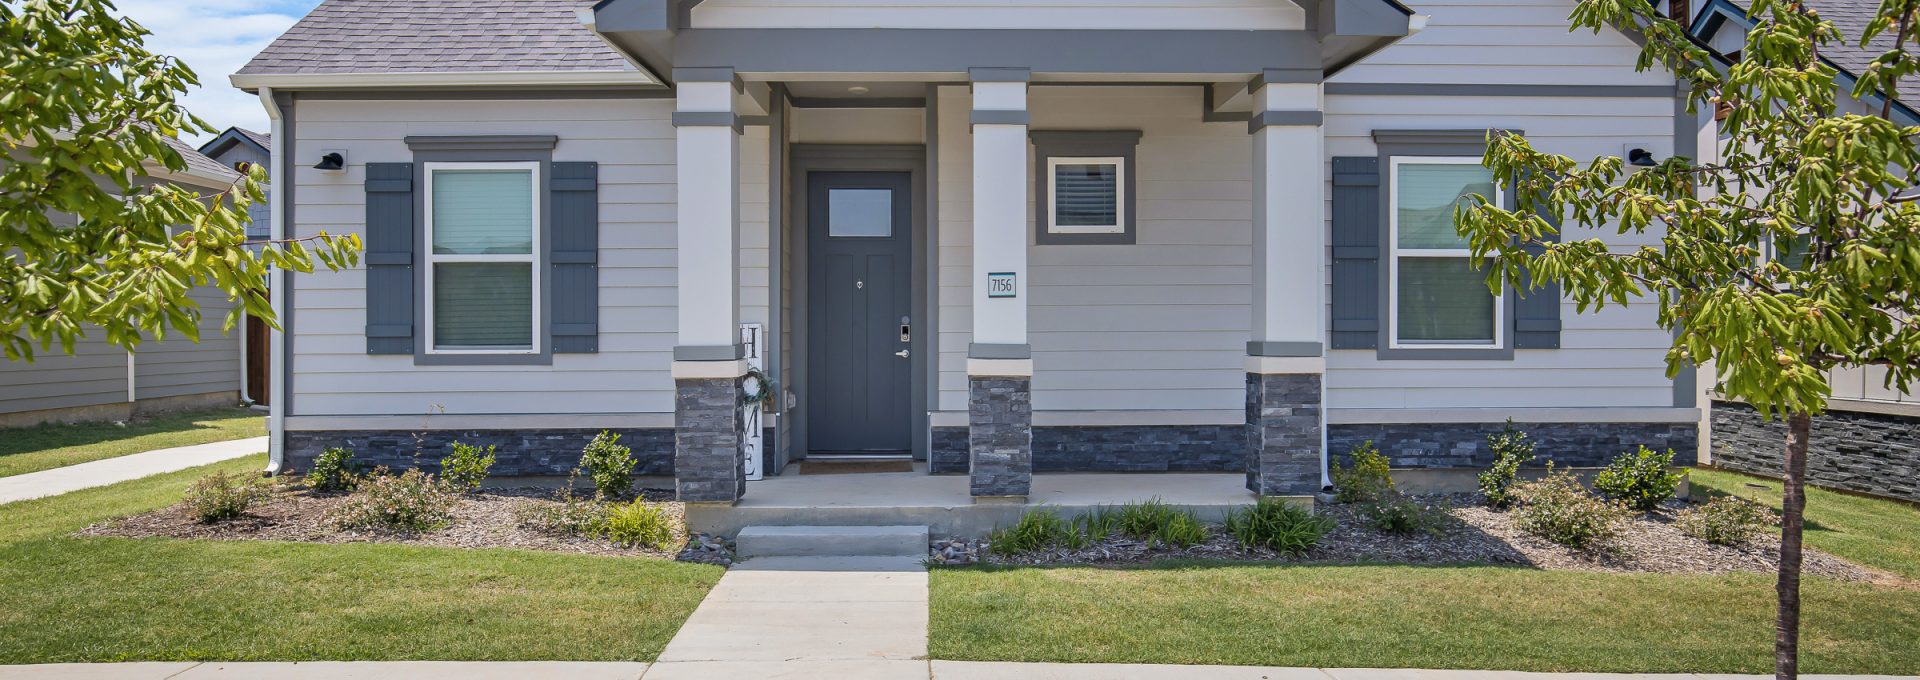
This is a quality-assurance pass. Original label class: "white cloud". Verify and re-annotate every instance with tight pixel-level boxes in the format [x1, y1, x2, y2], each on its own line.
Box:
[113, 0, 320, 145]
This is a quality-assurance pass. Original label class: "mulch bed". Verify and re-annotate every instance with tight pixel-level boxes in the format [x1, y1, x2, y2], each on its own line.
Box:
[939, 494, 1906, 586]
[77, 485, 709, 562]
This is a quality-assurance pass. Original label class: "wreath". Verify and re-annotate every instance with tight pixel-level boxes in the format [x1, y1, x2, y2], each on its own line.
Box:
[742, 366, 778, 408]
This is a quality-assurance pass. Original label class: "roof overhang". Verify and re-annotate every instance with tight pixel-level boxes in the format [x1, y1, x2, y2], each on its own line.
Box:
[589, 0, 1420, 85]
[199, 127, 269, 159]
[230, 69, 662, 93]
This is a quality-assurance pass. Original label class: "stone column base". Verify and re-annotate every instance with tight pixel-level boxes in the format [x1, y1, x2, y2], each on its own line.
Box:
[1246, 370, 1323, 497]
[675, 373, 747, 504]
[969, 374, 1033, 499]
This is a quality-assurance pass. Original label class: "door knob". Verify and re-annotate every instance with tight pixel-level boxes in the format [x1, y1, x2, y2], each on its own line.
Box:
[895, 350, 910, 359]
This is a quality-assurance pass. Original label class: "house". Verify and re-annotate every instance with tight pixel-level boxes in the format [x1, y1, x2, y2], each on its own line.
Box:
[233, 0, 1708, 505]
[0, 139, 248, 428]
[1687, 0, 1920, 504]
[198, 127, 277, 410]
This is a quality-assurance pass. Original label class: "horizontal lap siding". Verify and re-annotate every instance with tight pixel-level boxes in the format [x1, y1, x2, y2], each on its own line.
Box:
[288, 98, 680, 416]
[693, 0, 1303, 30]
[134, 286, 240, 400]
[1330, 0, 1673, 87]
[0, 335, 127, 414]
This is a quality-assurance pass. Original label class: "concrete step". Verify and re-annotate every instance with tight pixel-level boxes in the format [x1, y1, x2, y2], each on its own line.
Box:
[735, 525, 930, 559]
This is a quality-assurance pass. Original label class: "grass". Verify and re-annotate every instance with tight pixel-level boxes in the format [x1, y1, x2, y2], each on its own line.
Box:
[930, 466, 1920, 673]
[1690, 466, 1920, 579]
[0, 455, 724, 662]
[930, 562, 1920, 673]
[0, 407, 266, 478]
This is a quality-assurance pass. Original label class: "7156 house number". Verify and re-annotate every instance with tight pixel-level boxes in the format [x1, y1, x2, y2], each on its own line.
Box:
[987, 272, 1017, 298]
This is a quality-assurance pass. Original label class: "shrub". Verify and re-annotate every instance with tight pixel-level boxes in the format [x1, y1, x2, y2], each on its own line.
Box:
[331, 468, 457, 533]
[1678, 496, 1777, 546]
[183, 470, 273, 523]
[302, 447, 360, 493]
[577, 431, 636, 499]
[439, 441, 497, 493]
[1362, 492, 1447, 536]
[1478, 420, 1536, 509]
[1331, 440, 1394, 503]
[1069, 508, 1120, 548]
[1513, 466, 1624, 549]
[1592, 446, 1683, 512]
[1111, 497, 1208, 548]
[1224, 498, 1333, 554]
[598, 500, 678, 549]
[987, 508, 1073, 556]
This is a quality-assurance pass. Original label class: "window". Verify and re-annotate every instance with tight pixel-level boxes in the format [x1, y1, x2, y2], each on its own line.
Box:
[423, 162, 540, 354]
[827, 188, 894, 237]
[1388, 156, 1503, 349]
[1046, 157, 1124, 234]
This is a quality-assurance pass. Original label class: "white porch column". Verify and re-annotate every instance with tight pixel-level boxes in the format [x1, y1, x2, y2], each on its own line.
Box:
[672, 67, 749, 504]
[1246, 70, 1328, 498]
[966, 67, 1034, 500]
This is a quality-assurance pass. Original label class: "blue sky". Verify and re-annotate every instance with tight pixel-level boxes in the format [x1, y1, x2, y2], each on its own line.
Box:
[117, 0, 322, 143]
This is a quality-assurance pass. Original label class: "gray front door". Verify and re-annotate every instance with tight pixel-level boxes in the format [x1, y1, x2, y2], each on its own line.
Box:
[807, 171, 914, 456]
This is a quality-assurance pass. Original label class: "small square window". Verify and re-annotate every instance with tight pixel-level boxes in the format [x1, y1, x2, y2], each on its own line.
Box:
[827, 188, 894, 237]
[1046, 157, 1124, 234]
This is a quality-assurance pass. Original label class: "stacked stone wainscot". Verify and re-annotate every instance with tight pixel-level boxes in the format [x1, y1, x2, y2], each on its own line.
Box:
[1712, 400, 1919, 504]
[675, 376, 747, 503]
[1246, 372, 1323, 496]
[969, 375, 1033, 498]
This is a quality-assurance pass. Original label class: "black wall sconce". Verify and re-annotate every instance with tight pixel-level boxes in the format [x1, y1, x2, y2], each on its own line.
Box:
[1627, 148, 1658, 167]
[313, 152, 345, 171]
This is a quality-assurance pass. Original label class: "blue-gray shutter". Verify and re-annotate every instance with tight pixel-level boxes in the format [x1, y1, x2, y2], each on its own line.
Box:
[1513, 195, 1563, 349]
[1330, 157, 1381, 349]
[364, 163, 414, 354]
[550, 162, 599, 353]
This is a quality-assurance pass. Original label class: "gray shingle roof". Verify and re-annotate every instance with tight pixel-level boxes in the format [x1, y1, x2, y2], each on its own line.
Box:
[1719, 0, 1909, 108]
[238, 0, 636, 75]
[162, 135, 243, 185]
[237, 127, 271, 151]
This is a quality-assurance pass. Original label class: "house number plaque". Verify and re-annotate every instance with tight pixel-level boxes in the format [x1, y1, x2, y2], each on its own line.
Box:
[987, 272, 1017, 298]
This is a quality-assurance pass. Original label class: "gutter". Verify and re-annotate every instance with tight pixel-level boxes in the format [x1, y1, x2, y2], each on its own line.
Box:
[259, 86, 289, 475]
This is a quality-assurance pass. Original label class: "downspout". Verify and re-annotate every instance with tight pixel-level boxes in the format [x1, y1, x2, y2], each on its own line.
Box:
[260, 86, 289, 475]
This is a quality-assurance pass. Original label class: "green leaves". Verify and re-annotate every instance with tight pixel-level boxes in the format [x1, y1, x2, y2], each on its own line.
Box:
[1, 0, 360, 361]
[1455, 0, 1920, 418]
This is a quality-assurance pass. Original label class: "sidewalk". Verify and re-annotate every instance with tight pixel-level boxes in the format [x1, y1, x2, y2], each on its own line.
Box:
[0, 661, 1910, 679]
[0, 436, 266, 505]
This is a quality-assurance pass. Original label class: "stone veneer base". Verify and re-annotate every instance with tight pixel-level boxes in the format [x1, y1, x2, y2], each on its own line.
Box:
[1329, 421, 1699, 469]
[284, 428, 674, 477]
[675, 376, 747, 503]
[1712, 400, 1918, 504]
[968, 375, 1033, 497]
[1247, 372, 1324, 496]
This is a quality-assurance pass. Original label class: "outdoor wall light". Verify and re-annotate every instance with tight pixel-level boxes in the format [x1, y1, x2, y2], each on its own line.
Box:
[313, 152, 345, 171]
[1628, 148, 1658, 166]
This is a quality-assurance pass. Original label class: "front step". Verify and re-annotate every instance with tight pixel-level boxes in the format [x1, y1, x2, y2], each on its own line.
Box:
[734, 525, 929, 559]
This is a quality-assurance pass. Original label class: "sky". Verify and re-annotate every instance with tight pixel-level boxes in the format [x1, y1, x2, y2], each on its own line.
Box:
[116, 0, 323, 144]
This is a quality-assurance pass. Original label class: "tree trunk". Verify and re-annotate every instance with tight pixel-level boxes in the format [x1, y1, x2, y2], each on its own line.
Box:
[1776, 411, 1811, 680]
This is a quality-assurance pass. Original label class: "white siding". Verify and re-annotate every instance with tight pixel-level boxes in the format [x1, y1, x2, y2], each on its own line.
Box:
[288, 98, 681, 416]
[1332, 0, 1672, 86]
[135, 286, 241, 400]
[694, 0, 1304, 30]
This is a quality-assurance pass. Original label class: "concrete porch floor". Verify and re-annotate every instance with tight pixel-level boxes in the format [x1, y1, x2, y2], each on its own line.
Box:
[685, 467, 1263, 538]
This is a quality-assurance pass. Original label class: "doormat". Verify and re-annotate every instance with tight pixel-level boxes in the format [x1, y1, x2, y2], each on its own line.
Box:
[798, 461, 915, 475]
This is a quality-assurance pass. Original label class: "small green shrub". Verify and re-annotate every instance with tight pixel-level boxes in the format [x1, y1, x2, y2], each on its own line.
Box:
[1111, 497, 1208, 548]
[577, 431, 636, 499]
[183, 470, 273, 523]
[1069, 508, 1120, 548]
[1593, 446, 1683, 512]
[1513, 466, 1624, 549]
[1362, 492, 1447, 536]
[1224, 498, 1333, 554]
[439, 441, 497, 493]
[1678, 496, 1777, 546]
[987, 508, 1073, 556]
[331, 468, 457, 533]
[302, 447, 360, 492]
[1331, 440, 1394, 503]
[598, 499, 678, 549]
[1478, 419, 1536, 509]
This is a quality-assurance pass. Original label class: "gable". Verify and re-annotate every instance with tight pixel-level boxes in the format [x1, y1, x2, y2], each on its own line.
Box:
[689, 0, 1308, 31]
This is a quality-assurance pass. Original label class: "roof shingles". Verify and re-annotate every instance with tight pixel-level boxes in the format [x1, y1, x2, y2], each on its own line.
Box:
[238, 0, 635, 75]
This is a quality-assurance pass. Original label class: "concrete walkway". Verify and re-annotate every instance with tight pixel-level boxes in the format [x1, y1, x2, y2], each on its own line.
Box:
[0, 436, 266, 505]
[0, 661, 1911, 679]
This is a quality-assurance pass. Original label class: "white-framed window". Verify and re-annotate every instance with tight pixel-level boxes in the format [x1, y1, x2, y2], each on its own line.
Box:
[1045, 156, 1125, 234]
[422, 161, 541, 355]
[1388, 156, 1503, 349]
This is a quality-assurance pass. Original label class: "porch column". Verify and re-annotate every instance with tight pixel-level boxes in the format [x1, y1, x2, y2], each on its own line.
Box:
[1246, 71, 1327, 498]
[967, 67, 1034, 501]
[672, 67, 749, 504]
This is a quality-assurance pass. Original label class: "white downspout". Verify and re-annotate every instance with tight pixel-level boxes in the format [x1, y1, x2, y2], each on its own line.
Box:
[260, 86, 288, 475]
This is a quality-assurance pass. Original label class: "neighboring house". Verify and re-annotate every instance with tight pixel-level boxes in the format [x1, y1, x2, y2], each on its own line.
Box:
[1688, 0, 1920, 504]
[233, 0, 1708, 503]
[199, 127, 276, 408]
[0, 139, 247, 428]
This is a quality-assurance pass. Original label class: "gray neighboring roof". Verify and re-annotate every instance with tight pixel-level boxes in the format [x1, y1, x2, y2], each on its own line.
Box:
[199, 126, 271, 160]
[1706, 0, 1912, 109]
[160, 135, 243, 185]
[237, 0, 636, 75]
[237, 127, 271, 150]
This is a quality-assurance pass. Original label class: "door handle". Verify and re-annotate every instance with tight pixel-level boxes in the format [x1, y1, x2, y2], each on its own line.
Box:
[895, 350, 910, 359]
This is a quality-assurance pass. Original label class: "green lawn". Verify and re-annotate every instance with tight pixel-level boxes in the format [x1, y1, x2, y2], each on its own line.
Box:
[931, 467, 1920, 674]
[0, 407, 266, 478]
[0, 455, 725, 662]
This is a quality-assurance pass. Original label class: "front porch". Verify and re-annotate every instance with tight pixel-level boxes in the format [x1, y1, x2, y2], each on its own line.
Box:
[686, 465, 1254, 537]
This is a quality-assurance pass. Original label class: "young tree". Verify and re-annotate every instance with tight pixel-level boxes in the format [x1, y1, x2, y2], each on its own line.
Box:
[1456, 1, 1920, 677]
[0, 0, 358, 361]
